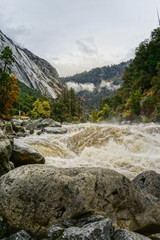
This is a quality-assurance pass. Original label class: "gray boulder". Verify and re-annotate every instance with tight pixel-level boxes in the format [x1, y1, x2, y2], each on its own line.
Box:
[26, 118, 61, 130]
[0, 129, 13, 177]
[132, 170, 160, 201]
[8, 230, 33, 240]
[11, 119, 25, 133]
[42, 127, 67, 134]
[10, 139, 45, 167]
[0, 166, 160, 237]
[47, 215, 107, 239]
[57, 218, 113, 240]
[113, 229, 150, 240]
[2, 121, 14, 136]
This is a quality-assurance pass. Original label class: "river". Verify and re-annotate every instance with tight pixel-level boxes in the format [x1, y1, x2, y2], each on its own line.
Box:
[21, 123, 160, 179]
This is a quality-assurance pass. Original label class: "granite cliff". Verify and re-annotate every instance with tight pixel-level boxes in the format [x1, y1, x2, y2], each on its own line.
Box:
[0, 30, 62, 98]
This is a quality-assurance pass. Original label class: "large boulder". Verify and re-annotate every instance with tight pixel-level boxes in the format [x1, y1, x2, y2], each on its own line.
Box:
[0, 129, 13, 177]
[26, 118, 61, 130]
[10, 139, 45, 167]
[0, 166, 160, 238]
[132, 170, 160, 202]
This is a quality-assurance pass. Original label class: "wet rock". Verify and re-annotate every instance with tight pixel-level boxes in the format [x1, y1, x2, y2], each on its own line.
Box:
[26, 118, 61, 130]
[42, 127, 67, 134]
[47, 224, 64, 239]
[58, 218, 114, 240]
[0, 166, 160, 237]
[3, 122, 14, 136]
[113, 229, 150, 240]
[10, 139, 45, 167]
[11, 119, 25, 133]
[47, 215, 106, 239]
[15, 132, 28, 138]
[0, 129, 13, 177]
[8, 230, 33, 240]
[133, 170, 160, 201]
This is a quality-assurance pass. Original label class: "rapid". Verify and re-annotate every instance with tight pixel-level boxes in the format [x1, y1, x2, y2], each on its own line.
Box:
[21, 123, 160, 179]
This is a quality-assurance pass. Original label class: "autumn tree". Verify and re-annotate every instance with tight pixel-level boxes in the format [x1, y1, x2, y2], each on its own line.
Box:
[31, 99, 51, 119]
[0, 46, 19, 116]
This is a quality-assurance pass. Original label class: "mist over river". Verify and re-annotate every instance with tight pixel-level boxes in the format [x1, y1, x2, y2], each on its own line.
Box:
[21, 123, 160, 179]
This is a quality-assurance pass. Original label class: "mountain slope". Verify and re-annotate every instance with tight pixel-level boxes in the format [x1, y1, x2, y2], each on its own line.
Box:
[0, 30, 62, 98]
[97, 27, 160, 122]
[60, 60, 132, 111]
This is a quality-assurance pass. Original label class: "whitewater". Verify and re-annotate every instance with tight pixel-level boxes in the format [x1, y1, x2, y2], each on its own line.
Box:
[21, 123, 160, 179]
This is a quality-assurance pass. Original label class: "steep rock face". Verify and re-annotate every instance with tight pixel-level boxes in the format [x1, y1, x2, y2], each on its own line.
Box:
[0, 30, 62, 98]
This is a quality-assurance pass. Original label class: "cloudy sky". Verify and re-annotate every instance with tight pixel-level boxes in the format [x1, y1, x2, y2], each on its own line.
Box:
[0, 0, 160, 77]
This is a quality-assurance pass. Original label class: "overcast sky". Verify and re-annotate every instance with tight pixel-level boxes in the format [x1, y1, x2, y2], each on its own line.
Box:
[0, 0, 160, 77]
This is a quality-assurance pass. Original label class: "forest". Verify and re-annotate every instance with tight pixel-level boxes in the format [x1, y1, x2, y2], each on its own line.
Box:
[0, 46, 82, 123]
[94, 27, 160, 122]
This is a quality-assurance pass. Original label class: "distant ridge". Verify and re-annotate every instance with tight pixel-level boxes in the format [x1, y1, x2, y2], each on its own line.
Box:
[60, 60, 132, 111]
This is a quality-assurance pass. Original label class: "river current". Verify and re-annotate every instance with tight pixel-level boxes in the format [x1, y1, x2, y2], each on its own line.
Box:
[21, 123, 160, 179]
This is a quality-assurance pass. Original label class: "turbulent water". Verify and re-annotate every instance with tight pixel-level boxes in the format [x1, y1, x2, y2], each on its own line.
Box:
[21, 123, 160, 179]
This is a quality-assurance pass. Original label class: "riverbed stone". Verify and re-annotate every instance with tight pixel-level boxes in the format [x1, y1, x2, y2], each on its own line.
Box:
[1, 166, 160, 237]
[58, 218, 114, 240]
[0, 129, 13, 177]
[8, 230, 33, 240]
[133, 170, 160, 202]
[47, 215, 107, 239]
[11, 119, 25, 133]
[113, 229, 150, 240]
[10, 139, 45, 167]
[26, 118, 61, 130]
[42, 127, 67, 134]
[3, 122, 14, 136]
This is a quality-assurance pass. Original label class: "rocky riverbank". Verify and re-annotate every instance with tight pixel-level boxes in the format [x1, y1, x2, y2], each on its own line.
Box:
[0, 119, 160, 239]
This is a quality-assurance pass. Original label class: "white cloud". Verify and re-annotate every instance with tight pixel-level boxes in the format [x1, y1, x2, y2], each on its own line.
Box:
[99, 80, 121, 91]
[66, 82, 95, 92]
[0, 0, 160, 76]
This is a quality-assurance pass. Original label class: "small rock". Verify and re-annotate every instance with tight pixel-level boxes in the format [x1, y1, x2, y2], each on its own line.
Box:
[47, 224, 64, 239]
[113, 229, 150, 240]
[8, 230, 33, 240]
[133, 170, 160, 201]
[59, 218, 114, 240]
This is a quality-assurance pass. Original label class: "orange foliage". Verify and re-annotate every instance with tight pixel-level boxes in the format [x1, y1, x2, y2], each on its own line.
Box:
[0, 75, 19, 115]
